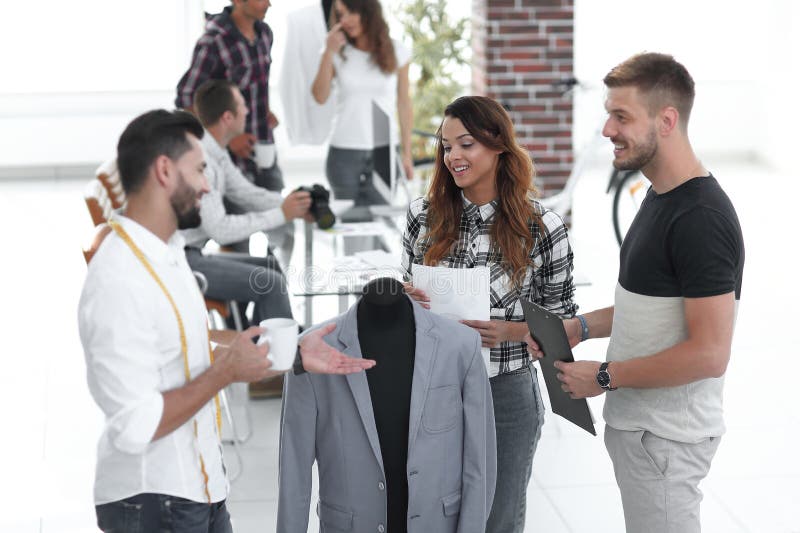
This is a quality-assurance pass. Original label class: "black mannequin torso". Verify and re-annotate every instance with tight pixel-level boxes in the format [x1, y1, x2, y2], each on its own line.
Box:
[357, 277, 415, 533]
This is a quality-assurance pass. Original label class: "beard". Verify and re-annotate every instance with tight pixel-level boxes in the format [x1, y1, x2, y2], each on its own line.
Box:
[613, 127, 658, 171]
[170, 171, 202, 230]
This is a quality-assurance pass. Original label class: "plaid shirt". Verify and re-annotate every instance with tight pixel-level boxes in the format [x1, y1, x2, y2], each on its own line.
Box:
[401, 194, 578, 377]
[176, 7, 274, 144]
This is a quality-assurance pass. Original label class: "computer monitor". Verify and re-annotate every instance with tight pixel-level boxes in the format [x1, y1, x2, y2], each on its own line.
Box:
[340, 101, 396, 222]
[370, 100, 395, 205]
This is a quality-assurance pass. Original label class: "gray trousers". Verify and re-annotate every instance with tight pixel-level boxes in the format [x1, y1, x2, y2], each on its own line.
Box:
[325, 146, 390, 205]
[184, 247, 293, 326]
[486, 365, 545, 533]
[604, 426, 721, 533]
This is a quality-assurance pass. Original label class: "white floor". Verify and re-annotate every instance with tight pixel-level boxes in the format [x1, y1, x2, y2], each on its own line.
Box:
[2, 152, 798, 532]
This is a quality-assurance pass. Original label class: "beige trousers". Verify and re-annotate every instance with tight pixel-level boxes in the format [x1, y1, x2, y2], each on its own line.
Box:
[604, 425, 721, 532]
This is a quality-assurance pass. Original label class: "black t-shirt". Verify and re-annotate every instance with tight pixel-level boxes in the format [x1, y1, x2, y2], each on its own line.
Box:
[619, 175, 744, 299]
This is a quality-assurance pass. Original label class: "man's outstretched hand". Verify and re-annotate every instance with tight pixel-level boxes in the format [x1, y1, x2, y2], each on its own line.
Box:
[299, 323, 376, 374]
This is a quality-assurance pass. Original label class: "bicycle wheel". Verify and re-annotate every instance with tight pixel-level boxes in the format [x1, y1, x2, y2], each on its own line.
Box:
[612, 170, 648, 245]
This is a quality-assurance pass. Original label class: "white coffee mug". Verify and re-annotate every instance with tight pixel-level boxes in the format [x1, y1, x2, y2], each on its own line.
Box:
[257, 318, 299, 371]
[253, 143, 276, 169]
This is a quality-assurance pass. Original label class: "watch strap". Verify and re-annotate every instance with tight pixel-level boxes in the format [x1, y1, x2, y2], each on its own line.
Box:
[598, 361, 617, 391]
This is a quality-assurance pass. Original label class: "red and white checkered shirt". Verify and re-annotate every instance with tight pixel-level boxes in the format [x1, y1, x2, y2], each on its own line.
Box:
[176, 6, 274, 144]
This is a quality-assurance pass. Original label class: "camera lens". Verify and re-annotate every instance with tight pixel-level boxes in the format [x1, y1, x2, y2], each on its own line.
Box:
[299, 184, 336, 229]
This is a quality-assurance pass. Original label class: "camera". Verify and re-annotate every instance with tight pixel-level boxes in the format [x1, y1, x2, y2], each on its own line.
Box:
[296, 184, 336, 229]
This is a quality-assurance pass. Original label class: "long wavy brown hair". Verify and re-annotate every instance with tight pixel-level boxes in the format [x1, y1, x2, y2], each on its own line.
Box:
[424, 96, 542, 287]
[330, 0, 397, 74]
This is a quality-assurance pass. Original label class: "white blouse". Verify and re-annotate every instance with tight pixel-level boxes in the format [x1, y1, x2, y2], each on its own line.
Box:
[330, 38, 411, 149]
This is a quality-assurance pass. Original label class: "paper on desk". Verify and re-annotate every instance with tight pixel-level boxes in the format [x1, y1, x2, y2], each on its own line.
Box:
[411, 264, 491, 371]
[354, 250, 401, 270]
[325, 222, 389, 235]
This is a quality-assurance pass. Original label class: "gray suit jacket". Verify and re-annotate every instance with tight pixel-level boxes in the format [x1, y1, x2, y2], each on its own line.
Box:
[277, 298, 496, 532]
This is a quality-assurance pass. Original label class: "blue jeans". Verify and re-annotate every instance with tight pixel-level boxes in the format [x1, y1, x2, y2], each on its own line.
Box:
[95, 493, 232, 533]
[185, 247, 293, 326]
[487, 365, 545, 533]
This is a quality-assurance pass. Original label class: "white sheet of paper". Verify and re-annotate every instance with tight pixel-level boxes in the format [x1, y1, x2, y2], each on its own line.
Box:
[354, 250, 401, 270]
[411, 264, 492, 371]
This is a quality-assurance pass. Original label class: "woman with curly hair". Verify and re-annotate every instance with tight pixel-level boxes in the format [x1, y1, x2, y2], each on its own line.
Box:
[402, 95, 578, 532]
[312, 0, 413, 205]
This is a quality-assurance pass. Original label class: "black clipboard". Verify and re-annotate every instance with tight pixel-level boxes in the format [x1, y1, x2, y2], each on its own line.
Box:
[521, 300, 596, 436]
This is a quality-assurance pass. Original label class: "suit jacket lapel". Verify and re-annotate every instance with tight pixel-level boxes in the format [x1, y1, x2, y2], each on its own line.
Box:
[338, 305, 385, 475]
[407, 299, 439, 454]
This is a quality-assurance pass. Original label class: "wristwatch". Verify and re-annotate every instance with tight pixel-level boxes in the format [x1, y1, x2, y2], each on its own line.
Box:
[596, 362, 617, 391]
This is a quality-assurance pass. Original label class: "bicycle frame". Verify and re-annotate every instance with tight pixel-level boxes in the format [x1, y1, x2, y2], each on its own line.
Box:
[538, 127, 608, 219]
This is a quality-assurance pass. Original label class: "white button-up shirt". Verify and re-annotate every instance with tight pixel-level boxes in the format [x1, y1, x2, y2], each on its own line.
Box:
[78, 216, 227, 505]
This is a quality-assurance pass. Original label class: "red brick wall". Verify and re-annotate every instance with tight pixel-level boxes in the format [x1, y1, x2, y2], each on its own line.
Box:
[472, 0, 575, 196]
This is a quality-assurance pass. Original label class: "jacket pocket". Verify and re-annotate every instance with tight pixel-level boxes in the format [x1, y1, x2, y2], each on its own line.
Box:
[422, 385, 461, 433]
[441, 490, 462, 516]
[317, 500, 353, 531]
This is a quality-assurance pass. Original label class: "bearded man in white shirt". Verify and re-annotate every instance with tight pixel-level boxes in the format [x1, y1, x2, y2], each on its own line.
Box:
[78, 109, 375, 533]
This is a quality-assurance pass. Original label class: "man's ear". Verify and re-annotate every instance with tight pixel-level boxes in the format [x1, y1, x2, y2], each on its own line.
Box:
[153, 154, 173, 188]
[659, 106, 680, 136]
[221, 109, 234, 127]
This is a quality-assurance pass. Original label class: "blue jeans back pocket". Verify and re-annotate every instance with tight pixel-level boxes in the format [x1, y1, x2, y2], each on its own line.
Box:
[96, 499, 143, 533]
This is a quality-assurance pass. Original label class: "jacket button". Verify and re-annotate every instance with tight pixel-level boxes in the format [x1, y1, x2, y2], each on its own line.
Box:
[378, 525, 385, 533]
[378, 481, 385, 490]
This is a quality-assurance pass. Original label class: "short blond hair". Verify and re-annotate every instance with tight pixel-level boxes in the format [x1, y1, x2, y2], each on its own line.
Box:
[604, 52, 695, 128]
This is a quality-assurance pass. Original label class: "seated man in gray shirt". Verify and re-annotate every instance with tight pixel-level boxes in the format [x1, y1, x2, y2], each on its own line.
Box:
[181, 79, 312, 333]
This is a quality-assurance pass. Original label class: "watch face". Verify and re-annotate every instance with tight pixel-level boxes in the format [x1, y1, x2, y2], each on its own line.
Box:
[597, 370, 611, 388]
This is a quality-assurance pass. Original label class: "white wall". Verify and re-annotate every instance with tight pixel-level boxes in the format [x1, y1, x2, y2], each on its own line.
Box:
[0, 0, 340, 168]
[573, 0, 799, 170]
[0, 0, 206, 167]
[758, 0, 800, 171]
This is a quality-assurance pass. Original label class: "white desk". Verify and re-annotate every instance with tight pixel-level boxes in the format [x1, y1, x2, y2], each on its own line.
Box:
[298, 217, 404, 327]
[294, 209, 590, 327]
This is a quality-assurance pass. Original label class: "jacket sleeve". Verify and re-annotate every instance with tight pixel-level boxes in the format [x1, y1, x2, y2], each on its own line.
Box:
[277, 369, 318, 532]
[458, 332, 497, 532]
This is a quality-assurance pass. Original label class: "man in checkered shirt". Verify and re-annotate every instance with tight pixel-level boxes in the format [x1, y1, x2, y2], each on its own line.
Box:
[176, 0, 283, 193]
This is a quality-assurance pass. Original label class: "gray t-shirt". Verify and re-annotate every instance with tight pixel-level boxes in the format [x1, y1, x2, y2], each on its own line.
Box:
[604, 175, 745, 443]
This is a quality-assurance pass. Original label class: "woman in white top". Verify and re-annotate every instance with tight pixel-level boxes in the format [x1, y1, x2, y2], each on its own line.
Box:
[312, 0, 413, 205]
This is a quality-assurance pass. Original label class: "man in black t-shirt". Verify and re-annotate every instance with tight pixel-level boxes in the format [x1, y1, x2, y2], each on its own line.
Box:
[525, 53, 744, 532]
